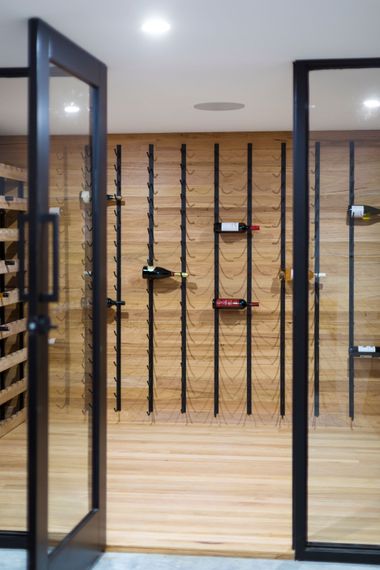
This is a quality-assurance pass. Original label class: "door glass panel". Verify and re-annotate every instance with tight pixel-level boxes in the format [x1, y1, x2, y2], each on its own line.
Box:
[0, 76, 28, 569]
[308, 68, 380, 544]
[48, 64, 93, 548]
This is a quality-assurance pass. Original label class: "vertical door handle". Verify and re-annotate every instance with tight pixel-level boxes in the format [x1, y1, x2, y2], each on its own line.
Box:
[40, 212, 59, 302]
[18, 213, 28, 301]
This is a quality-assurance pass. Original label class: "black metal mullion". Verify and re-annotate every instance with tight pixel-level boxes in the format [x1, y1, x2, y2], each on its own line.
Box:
[348, 140, 355, 420]
[214, 143, 219, 417]
[280, 142, 286, 418]
[246, 143, 253, 415]
[180, 144, 187, 414]
[313, 142, 320, 417]
[147, 144, 154, 415]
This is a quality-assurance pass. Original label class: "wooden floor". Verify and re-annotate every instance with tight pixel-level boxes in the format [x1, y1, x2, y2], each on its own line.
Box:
[3, 419, 380, 556]
[107, 423, 292, 558]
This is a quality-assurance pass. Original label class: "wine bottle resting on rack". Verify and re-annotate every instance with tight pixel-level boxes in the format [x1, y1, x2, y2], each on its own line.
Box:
[142, 265, 188, 280]
[213, 298, 259, 309]
[348, 204, 380, 220]
[279, 268, 326, 282]
[214, 222, 260, 233]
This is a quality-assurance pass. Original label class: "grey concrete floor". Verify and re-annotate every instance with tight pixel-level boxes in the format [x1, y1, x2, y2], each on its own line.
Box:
[94, 553, 380, 570]
[2, 551, 380, 570]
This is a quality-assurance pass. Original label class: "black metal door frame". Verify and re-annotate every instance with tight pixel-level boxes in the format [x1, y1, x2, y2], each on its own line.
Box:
[27, 18, 107, 570]
[293, 57, 380, 565]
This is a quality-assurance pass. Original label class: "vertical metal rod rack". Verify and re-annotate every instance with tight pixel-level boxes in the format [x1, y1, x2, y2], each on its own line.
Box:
[147, 144, 155, 415]
[313, 142, 321, 417]
[107, 144, 125, 412]
[246, 143, 253, 415]
[214, 143, 220, 417]
[280, 142, 287, 418]
[348, 140, 355, 420]
[180, 144, 187, 413]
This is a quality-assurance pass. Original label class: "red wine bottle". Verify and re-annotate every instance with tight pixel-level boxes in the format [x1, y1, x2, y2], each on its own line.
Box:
[214, 222, 260, 233]
[212, 298, 259, 309]
[142, 265, 188, 280]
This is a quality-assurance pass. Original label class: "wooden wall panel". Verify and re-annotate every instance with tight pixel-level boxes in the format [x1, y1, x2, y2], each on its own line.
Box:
[106, 133, 292, 425]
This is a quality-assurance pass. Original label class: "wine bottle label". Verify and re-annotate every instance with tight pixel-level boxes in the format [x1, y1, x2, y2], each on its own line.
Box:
[215, 298, 240, 308]
[351, 205, 364, 218]
[358, 345, 376, 353]
[221, 222, 239, 232]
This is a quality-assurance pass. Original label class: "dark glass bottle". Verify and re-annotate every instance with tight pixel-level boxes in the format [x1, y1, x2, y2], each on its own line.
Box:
[142, 266, 188, 280]
[212, 298, 259, 309]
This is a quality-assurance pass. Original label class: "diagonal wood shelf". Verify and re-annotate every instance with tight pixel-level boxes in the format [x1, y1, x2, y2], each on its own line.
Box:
[0, 163, 27, 183]
[0, 289, 20, 307]
[0, 408, 26, 438]
[0, 318, 27, 340]
[0, 228, 19, 242]
[0, 196, 27, 212]
[0, 260, 19, 274]
[0, 348, 27, 374]
[0, 378, 27, 406]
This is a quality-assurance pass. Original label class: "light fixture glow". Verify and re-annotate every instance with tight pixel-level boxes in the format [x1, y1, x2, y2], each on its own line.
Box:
[363, 98, 380, 110]
[142, 18, 170, 36]
[64, 102, 80, 114]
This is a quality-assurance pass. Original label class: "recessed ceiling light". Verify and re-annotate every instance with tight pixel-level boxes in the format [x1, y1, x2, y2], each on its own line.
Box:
[142, 18, 170, 36]
[64, 102, 80, 114]
[363, 98, 380, 109]
[194, 102, 245, 111]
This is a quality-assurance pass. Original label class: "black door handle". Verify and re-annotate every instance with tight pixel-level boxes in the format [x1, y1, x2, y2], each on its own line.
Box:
[40, 212, 59, 302]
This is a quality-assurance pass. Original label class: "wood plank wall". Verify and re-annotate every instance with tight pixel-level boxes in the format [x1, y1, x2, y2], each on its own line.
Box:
[106, 133, 292, 425]
[2, 131, 380, 427]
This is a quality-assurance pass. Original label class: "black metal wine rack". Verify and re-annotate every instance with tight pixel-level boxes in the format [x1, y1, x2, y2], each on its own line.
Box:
[348, 140, 355, 420]
[180, 144, 187, 413]
[107, 144, 126, 412]
[146, 144, 155, 415]
[313, 142, 321, 417]
[213, 143, 220, 417]
[246, 143, 253, 415]
[279, 142, 287, 418]
[81, 144, 94, 414]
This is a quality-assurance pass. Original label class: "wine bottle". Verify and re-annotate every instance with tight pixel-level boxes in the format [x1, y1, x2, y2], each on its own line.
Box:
[279, 268, 326, 282]
[212, 298, 259, 309]
[142, 266, 188, 280]
[214, 222, 260, 233]
[348, 204, 380, 220]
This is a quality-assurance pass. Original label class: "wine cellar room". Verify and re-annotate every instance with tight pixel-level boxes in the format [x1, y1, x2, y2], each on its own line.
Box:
[1, 2, 380, 570]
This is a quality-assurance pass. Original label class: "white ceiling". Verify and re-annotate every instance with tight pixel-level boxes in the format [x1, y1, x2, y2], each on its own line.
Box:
[0, 0, 380, 133]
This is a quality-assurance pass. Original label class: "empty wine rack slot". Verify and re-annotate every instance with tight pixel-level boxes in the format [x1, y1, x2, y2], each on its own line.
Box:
[180, 144, 187, 414]
[107, 144, 126, 413]
[146, 144, 155, 415]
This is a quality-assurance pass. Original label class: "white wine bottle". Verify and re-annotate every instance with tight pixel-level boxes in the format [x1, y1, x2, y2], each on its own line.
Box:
[142, 266, 188, 280]
[348, 204, 380, 220]
[214, 222, 260, 233]
[279, 268, 326, 282]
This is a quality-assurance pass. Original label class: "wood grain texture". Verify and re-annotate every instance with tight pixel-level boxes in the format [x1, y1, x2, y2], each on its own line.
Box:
[0, 378, 26, 406]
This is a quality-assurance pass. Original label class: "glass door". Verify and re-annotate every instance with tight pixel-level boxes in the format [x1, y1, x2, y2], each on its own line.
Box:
[293, 58, 380, 564]
[27, 18, 107, 570]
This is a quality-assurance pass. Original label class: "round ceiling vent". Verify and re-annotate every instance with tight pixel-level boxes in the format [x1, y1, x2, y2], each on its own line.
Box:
[194, 102, 245, 111]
